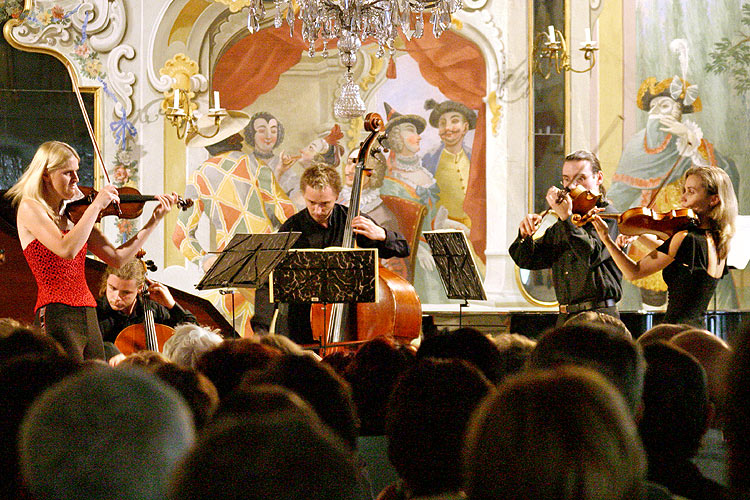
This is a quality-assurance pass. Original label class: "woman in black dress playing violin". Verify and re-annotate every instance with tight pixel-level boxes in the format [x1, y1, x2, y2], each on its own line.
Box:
[591, 165, 738, 327]
[6, 141, 178, 361]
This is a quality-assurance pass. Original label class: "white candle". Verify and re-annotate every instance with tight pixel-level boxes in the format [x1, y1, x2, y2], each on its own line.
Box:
[547, 25, 556, 43]
[585, 27, 592, 43]
[173, 89, 180, 109]
[213, 91, 221, 109]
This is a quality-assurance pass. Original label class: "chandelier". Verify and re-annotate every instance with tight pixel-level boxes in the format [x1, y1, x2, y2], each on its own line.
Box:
[213, 0, 462, 119]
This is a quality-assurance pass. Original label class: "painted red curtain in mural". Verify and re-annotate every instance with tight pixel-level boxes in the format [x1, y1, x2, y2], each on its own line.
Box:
[213, 27, 487, 261]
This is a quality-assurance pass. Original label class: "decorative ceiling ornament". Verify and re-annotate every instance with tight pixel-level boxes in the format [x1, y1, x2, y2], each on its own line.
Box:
[211, 0, 462, 119]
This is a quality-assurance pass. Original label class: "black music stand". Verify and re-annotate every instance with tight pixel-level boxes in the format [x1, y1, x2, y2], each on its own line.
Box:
[423, 229, 486, 329]
[270, 248, 378, 353]
[196, 232, 300, 331]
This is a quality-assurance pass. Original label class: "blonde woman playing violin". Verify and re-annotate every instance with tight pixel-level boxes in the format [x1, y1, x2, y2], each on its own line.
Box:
[591, 165, 737, 327]
[6, 141, 178, 361]
[509, 150, 623, 326]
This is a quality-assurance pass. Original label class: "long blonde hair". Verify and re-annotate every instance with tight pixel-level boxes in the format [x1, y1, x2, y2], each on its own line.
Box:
[5, 141, 80, 220]
[684, 165, 738, 260]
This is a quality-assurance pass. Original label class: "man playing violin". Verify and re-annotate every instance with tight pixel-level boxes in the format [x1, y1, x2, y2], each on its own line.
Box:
[252, 163, 410, 344]
[509, 150, 622, 325]
[96, 259, 197, 360]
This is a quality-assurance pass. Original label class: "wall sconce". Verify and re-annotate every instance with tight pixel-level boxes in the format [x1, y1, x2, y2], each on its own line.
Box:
[166, 89, 227, 141]
[160, 53, 228, 142]
[533, 26, 598, 79]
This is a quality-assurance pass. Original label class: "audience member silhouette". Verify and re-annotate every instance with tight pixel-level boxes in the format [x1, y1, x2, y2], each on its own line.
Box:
[384, 358, 493, 499]
[464, 366, 646, 500]
[417, 327, 504, 384]
[196, 338, 280, 399]
[19, 367, 194, 500]
[153, 362, 219, 430]
[726, 327, 750, 499]
[526, 323, 646, 412]
[490, 332, 536, 382]
[639, 342, 726, 500]
[162, 324, 223, 370]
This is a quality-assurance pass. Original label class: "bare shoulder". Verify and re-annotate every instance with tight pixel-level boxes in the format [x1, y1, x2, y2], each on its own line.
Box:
[666, 230, 689, 257]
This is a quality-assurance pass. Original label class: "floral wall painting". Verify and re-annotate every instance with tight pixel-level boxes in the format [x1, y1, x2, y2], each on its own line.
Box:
[173, 24, 488, 310]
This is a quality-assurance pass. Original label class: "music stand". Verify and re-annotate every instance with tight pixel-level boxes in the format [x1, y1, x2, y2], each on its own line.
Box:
[196, 232, 300, 331]
[270, 248, 378, 353]
[423, 229, 486, 328]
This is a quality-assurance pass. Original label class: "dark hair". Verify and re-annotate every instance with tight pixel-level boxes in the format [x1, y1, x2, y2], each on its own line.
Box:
[196, 339, 281, 399]
[526, 323, 646, 413]
[386, 358, 493, 496]
[564, 149, 606, 197]
[417, 327, 504, 384]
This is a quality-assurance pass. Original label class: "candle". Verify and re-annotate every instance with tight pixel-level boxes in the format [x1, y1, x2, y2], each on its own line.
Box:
[213, 91, 221, 109]
[173, 89, 180, 109]
[585, 27, 592, 43]
[547, 25, 556, 43]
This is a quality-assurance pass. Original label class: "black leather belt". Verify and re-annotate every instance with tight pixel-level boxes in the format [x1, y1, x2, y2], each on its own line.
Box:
[559, 298, 617, 314]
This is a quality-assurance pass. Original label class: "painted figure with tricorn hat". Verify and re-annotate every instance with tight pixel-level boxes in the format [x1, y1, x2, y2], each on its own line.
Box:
[380, 102, 449, 304]
[422, 99, 477, 232]
[607, 39, 739, 311]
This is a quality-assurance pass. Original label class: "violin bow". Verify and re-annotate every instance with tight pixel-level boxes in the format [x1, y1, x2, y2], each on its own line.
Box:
[645, 153, 685, 209]
[62, 58, 122, 216]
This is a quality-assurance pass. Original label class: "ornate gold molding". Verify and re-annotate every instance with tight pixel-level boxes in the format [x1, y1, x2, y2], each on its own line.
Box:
[158, 53, 199, 113]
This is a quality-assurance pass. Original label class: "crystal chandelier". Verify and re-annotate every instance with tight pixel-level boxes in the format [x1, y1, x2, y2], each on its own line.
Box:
[214, 0, 462, 119]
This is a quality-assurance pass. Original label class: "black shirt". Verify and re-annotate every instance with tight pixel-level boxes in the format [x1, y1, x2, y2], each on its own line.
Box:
[256, 204, 410, 343]
[96, 295, 198, 344]
[509, 203, 623, 308]
[658, 227, 726, 327]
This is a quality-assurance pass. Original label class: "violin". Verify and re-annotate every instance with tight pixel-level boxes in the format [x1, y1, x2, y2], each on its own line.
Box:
[65, 186, 193, 223]
[114, 251, 175, 355]
[573, 206, 699, 239]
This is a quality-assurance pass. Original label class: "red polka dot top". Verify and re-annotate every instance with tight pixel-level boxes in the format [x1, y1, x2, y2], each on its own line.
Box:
[23, 238, 97, 311]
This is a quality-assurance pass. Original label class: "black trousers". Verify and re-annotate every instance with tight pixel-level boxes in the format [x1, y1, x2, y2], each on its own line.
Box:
[36, 303, 105, 361]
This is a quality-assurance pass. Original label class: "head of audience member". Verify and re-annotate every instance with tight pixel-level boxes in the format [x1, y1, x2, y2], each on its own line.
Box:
[256, 333, 319, 360]
[491, 333, 537, 382]
[464, 366, 646, 500]
[117, 349, 171, 369]
[344, 336, 414, 436]
[526, 323, 646, 413]
[0, 317, 24, 337]
[162, 324, 223, 370]
[169, 402, 360, 500]
[636, 323, 693, 346]
[243, 353, 359, 449]
[20, 367, 194, 500]
[153, 363, 219, 430]
[638, 342, 710, 464]
[196, 338, 280, 399]
[0, 325, 66, 362]
[727, 328, 750, 498]
[670, 329, 732, 428]
[212, 383, 315, 424]
[417, 328, 504, 384]
[386, 358, 493, 497]
[0, 354, 79, 499]
[322, 349, 356, 376]
[564, 311, 633, 340]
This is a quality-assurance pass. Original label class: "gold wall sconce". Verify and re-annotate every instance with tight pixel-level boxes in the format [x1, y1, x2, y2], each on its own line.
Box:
[160, 54, 228, 141]
[533, 26, 598, 79]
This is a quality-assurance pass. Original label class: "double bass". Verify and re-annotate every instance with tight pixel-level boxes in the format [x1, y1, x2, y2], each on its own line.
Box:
[310, 113, 421, 347]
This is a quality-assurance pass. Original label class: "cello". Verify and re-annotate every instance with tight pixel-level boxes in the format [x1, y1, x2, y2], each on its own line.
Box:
[310, 113, 421, 348]
[114, 252, 175, 355]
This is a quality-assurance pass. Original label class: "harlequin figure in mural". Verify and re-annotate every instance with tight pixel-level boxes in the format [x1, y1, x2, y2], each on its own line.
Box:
[173, 114, 296, 337]
[380, 102, 448, 303]
[422, 99, 477, 234]
[608, 75, 739, 309]
[279, 124, 346, 209]
[242, 111, 296, 204]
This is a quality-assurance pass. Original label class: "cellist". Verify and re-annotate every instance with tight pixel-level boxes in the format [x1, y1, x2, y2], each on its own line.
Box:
[252, 163, 409, 344]
[96, 259, 198, 362]
[509, 150, 623, 325]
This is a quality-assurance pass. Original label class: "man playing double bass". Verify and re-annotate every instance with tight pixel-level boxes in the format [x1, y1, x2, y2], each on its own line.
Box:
[509, 150, 623, 325]
[96, 259, 197, 360]
[252, 163, 410, 344]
